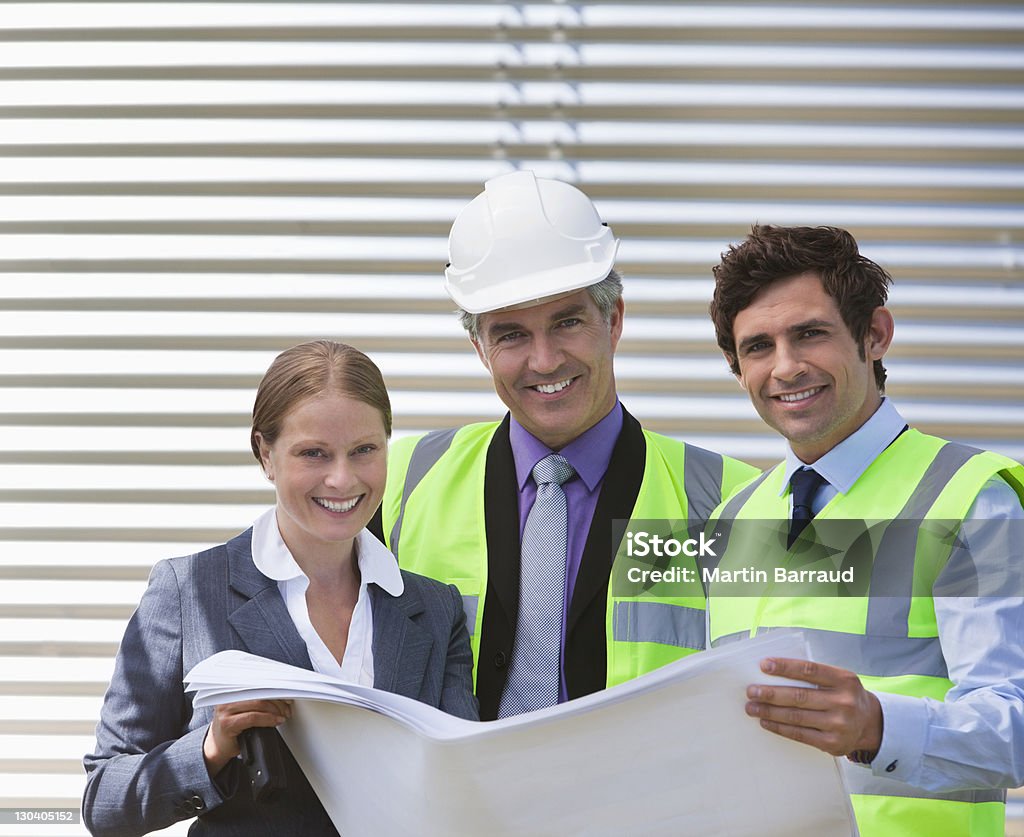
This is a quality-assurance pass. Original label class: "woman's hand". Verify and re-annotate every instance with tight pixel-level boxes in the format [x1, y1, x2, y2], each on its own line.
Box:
[202, 699, 293, 775]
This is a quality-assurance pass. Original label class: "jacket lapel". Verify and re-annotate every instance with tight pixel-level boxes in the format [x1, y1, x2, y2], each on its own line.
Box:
[483, 416, 521, 634]
[568, 407, 646, 633]
[472, 416, 522, 717]
[369, 579, 433, 699]
[225, 529, 313, 670]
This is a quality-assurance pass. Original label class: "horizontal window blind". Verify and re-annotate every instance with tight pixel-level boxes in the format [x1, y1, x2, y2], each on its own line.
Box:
[0, 3, 1021, 833]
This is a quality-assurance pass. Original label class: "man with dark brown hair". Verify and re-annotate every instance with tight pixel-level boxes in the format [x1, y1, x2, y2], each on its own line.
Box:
[707, 224, 1024, 836]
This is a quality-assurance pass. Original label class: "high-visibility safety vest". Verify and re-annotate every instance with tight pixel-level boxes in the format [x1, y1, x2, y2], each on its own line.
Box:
[380, 415, 759, 704]
[707, 429, 1024, 837]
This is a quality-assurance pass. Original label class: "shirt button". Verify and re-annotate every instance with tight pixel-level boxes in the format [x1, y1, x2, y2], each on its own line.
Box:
[494, 651, 507, 669]
[885, 760, 898, 773]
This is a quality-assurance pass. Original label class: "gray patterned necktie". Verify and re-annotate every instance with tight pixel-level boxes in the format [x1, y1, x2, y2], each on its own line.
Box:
[497, 453, 576, 718]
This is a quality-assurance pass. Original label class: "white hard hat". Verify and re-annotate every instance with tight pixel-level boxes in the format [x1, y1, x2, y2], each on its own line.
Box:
[444, 170, 619, 314]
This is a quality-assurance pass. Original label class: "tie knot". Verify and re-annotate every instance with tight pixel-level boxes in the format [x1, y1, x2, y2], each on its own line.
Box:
[532, 454, 575, 487]
[789, 468, 826, 510]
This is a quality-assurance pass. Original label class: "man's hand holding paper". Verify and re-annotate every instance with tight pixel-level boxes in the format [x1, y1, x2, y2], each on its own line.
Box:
[746, 657, 883, 758]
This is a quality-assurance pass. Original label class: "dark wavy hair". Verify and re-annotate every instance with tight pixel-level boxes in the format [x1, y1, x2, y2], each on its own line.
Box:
[710, 225, 892, 391]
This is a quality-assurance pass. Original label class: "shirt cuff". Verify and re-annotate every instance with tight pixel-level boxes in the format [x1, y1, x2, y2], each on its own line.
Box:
[871, 690, 928, 783]
[209, 754, 242, 802]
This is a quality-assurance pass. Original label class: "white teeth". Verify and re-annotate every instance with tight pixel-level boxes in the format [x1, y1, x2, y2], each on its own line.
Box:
[314, 496, 360, 513]
[779, 387, 823, 403]
[535, 378, 573, 394]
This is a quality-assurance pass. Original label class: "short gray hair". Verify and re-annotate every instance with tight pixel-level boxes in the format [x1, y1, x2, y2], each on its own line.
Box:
[457, 269, 623, 341]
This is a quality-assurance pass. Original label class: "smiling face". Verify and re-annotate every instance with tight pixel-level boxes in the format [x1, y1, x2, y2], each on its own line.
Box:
[473, 288, 623, 450]
[256, 392, 388, 561]
[730, 272, 893, 463]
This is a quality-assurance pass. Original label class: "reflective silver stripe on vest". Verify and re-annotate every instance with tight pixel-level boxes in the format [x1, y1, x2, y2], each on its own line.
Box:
[612, 600, 705, 650]
[720, 467, 774, 522]
[461, 594, 478, 637]
[683, 444, 725, 536]
[389, 428, 459, 557]
[866, 441, 982, 638]
[843, 766, 1006, 805]
[711, 627, 948, 678]
[699, 468, 775, 588]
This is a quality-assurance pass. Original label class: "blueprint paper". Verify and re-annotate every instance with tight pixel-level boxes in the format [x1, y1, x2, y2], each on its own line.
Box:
[186, 629, 856, 836]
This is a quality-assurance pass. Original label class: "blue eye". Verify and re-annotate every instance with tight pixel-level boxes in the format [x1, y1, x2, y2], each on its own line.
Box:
[496, 330, 524, 343]
[301, 449, 326, 458]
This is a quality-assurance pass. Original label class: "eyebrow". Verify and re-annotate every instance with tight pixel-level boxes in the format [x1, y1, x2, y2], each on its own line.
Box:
[737, 318, 833, 353]
[287, 433, 381, 449]
[484, 317, 524, 340]
[288, 438, 329, 448]
[485, 303, 589, 340]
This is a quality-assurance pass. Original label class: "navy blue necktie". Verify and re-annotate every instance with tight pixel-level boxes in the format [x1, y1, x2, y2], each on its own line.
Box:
[788, 468, 826, 548]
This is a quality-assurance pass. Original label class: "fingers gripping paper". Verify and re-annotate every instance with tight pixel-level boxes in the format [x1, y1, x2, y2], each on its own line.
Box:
[185, 630, 856, 836]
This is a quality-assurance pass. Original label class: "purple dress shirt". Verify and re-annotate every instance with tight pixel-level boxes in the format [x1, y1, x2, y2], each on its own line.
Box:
[508, 401, 624, 702]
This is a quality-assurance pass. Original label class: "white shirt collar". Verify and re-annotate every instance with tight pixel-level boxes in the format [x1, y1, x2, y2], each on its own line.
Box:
[353, 526, 405, 597]
[779, 397, 907, 496]
[251, 508, 404, 597]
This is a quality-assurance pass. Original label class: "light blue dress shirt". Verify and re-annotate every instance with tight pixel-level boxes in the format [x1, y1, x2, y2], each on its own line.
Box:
[781, 398, 1024, 791]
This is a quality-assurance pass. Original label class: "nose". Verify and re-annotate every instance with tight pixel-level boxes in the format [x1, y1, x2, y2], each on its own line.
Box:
[528, 332, 565, 375]
[323, 458, 353, 490]
[772, 340, 806, 384]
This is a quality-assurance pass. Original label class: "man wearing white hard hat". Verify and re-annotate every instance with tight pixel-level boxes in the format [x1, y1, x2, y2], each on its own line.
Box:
[370, 171, 758, 719]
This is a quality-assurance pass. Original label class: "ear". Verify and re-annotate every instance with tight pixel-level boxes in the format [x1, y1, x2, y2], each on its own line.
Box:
[725, 352, 746, 390]
[609, 296, 625, 350]
[866, 307, 894, 361]
[254, 432, 274, 480]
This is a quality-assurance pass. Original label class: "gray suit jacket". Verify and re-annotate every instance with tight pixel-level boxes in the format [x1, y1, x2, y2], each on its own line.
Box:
[83, 528, 477, 837]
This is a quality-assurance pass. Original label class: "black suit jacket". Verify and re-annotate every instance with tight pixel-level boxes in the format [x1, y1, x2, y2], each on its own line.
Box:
[372, 407, 647, 720]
